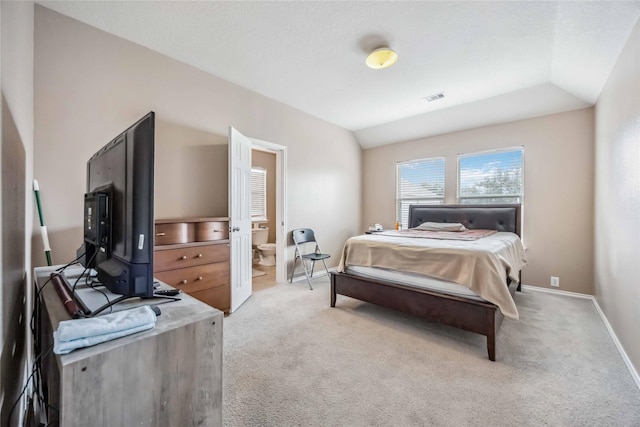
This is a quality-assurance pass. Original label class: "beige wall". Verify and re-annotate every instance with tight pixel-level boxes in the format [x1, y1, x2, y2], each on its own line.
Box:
[363, 108, 594, 294]
[1, 2, 34, 425]
[154, 122, 228, 218]
[594, 18, 640, 379]
[33, 7, 362, 272]
[252, 149, 276, 243]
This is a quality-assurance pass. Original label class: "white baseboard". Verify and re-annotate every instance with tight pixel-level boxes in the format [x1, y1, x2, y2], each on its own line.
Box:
[289, 267, 336, 284]
[521, 284, 640, 391]
[521, 284, 592, 299]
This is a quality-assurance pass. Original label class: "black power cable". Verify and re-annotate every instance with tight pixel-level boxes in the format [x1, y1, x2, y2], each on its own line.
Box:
[22, 253, 87, 425]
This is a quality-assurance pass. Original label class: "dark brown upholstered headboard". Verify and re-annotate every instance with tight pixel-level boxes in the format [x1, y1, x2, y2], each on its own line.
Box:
[408, 204, 521, 236]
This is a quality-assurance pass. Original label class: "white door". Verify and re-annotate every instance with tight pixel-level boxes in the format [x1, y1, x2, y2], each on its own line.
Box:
[229, 127, 253, 312]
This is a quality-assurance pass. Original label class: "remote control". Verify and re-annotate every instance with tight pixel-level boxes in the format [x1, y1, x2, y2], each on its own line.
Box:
[155, 289, 182, 296]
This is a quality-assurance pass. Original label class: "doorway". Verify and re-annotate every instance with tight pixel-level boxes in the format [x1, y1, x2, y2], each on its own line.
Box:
[249, 138, 286, 291]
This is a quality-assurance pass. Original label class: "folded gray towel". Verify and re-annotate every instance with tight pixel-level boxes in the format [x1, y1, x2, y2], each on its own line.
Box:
[54, 305, 157, 354]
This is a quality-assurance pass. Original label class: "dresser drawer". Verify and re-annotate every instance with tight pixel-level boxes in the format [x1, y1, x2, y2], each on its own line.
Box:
[194, 221, 229, 242]
[189, 285, 230, 312]
[154, 244, 230, 272]
[154, 222, 193, 245]
[154, 262, 230, 294]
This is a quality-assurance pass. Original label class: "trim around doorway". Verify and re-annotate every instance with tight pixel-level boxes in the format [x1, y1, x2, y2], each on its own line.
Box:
[250, 138, 287, 285]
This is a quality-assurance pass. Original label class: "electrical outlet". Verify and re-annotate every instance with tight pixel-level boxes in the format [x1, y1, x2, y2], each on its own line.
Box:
[550, 276, 560, 287]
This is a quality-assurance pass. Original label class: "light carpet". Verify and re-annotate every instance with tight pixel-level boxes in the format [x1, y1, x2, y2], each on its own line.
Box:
[223, 277, 640, 426]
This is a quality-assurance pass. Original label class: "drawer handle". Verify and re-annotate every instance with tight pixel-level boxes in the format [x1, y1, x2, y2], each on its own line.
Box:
[197, 254, 203, 258]
[180, 255, 187, 260]
[156, 232, 166, 237]
[197, 276, 203, 281]
[213, 229, 224, 233]
[181, 279, 188, 285]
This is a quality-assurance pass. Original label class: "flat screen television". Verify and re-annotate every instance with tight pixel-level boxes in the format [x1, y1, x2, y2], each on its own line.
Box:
[81, 112, 155, 299]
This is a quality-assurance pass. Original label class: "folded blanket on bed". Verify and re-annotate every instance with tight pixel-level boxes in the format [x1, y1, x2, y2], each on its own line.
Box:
[54, 305, 157, 354]
[338, 232, 527, 319]
[377, 229, 497, 241]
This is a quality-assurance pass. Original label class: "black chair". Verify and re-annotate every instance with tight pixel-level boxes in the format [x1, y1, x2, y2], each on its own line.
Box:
[289, 228, 330, 290]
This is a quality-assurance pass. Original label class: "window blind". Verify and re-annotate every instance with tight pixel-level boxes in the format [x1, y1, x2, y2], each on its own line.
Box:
[457, 147, 523, 205]
[251, 167, 267, 220]
[396, 158, 445, 229]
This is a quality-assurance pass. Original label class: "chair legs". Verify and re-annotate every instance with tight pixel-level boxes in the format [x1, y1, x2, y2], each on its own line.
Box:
[289, 255, 298, 283]
[301, 259, 314, 290]
[289, 259, 331, 291]
[289, 253, 314, 289]
[321, 259, 329, 277]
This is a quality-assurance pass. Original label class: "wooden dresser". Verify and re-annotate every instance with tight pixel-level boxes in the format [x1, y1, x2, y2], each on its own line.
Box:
[154, 217, 230, 312]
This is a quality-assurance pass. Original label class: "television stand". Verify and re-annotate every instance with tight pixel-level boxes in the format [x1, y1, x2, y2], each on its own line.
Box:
[34, 265, 223, 426]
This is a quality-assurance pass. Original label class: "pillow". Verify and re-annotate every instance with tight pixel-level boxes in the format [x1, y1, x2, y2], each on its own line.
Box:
[414, 222, 468, 232]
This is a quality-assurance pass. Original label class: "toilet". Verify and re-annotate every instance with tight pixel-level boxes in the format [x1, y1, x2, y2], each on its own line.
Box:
[251, 225, 276, 266]
[257, 243, 276, 266]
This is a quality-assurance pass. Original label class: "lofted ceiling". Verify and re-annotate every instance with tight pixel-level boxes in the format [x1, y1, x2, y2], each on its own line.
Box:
[38, 1, 640, 148]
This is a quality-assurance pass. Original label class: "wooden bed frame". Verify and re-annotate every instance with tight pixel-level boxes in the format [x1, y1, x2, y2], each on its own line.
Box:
[330, 204, 522, 361]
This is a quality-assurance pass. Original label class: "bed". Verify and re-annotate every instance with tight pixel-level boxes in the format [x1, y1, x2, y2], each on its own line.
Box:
[331, 204, 526, 361]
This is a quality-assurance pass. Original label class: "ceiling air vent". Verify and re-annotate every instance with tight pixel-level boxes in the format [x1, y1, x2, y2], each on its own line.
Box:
[423, 92, 445, 102]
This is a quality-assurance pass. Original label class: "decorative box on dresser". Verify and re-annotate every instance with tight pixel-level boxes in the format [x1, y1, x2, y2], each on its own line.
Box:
[154, 217, 231, 313]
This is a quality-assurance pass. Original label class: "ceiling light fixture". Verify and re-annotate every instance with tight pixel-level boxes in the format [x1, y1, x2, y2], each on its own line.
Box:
[366, 47, 398, 69]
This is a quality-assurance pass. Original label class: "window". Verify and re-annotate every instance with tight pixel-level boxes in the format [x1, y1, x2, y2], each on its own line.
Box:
[251, 167, 267, 220]
[396, 158, 445, 229]
[457, 147, 523, 205]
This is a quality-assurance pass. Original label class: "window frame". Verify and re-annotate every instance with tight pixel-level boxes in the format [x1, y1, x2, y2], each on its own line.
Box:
[396, 157, 446, 229]
[456, 146, 524, 205]
[251, 167, 267, 221]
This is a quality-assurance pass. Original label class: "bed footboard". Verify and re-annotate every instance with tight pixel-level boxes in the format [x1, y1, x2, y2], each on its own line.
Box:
[331, 272, 506, 361]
